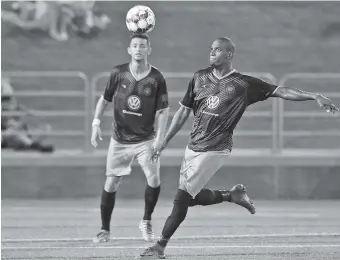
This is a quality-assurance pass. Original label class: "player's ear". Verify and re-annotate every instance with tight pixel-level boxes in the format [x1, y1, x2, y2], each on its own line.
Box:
[127, 47, 132, 55]
[227, 51, 233, 59]
[147, 46, 152, 55]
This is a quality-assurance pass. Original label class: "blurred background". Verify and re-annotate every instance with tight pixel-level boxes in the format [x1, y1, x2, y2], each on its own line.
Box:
[1, 1, 340, 200]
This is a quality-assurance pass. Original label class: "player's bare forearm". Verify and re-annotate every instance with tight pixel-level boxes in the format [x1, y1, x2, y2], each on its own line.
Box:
[272, 87, 338, 113]
[94, 95, 109, 120]
[155, 107, 169, 141]
[164, 106, 191, 144]
[271, 87, 317, 101]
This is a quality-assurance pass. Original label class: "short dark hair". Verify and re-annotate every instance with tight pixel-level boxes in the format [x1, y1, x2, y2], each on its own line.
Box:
[130, 33, 151, 46]
[217, 37, 235, 54]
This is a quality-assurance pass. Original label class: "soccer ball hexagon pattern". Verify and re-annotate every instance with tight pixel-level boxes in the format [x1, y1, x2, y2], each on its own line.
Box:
[126, 5, 155, 33]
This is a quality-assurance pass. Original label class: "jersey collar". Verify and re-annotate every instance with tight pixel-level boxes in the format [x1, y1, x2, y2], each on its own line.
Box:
[129, 63, 152, 81]
[212, 68, 237, 80]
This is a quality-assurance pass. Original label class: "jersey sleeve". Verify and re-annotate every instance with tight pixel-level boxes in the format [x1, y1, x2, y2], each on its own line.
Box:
[246, 76, 279, 105]
[179, 76, 195, 109]
[103, 69, 119, 102]
[156, 74, 169, 111]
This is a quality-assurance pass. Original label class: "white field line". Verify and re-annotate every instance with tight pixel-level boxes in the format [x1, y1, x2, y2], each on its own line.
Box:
[2, 232, 340, 243]
[2, 244, 340, 250]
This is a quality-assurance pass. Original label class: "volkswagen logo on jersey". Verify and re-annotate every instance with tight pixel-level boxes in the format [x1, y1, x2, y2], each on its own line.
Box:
[127, 95, 141, 110]
[206, 95, 220, 109]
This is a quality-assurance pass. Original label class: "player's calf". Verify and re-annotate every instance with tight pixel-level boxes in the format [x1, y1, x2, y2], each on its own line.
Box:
[140, 185, 160, 242]
[188, 185, 255, 214]
[93, 179, 120, 243]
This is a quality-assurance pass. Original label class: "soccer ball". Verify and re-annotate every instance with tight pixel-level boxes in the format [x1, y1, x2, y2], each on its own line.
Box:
[126, 5, 155, 34]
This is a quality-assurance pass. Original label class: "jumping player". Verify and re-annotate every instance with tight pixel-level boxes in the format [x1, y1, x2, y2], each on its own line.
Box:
[91, 33, 169, 243]
[140, 37, 338, 259]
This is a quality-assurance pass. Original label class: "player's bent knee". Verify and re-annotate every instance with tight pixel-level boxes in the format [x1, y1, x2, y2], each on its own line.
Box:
[146, 175, 160, 188]
[104, 176, 123, 192]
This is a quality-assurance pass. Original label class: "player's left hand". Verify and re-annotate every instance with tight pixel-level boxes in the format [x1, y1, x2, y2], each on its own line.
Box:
[315, 94, 339, 114]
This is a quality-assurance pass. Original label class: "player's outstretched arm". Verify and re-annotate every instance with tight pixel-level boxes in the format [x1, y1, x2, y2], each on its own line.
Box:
[272, 87, 339, 114]
[91, 95, 109, 147]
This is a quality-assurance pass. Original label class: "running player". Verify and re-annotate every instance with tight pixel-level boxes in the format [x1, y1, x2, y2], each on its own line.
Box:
[91, 33, 169, 243]
[140, 37, 338, 259]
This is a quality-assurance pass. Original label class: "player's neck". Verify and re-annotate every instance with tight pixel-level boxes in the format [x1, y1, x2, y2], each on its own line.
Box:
[212, 65, 234, 79]
[130, 60, 150, 74]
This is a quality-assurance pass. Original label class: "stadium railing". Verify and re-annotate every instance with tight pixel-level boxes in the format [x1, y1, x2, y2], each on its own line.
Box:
[2, 71, 340, 168]
[278, 73, 340, 151]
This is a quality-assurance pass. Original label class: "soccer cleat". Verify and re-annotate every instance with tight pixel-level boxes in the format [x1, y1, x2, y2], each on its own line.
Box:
[93, 229, 110, 243]
[228, 184, 256, 214]
[140, 243, 165, 259]
[139, 220, 154, 242]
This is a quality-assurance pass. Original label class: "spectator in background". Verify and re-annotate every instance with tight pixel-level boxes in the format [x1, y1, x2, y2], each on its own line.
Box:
[1, 78, 54, 153]
[67, 1, 111, 38]
[1, 1, 110, 41]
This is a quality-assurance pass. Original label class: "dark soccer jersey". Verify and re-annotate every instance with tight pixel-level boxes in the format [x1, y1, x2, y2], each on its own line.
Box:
[103, 63, 169, 144]
[180, 67, 279, 152]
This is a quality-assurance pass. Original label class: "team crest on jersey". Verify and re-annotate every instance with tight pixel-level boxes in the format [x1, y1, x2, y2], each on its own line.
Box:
[144, 87, 152, 96]
[127, 95, 141, 110]
[226, 86, 235, 93]
[206, 95, 220, 110]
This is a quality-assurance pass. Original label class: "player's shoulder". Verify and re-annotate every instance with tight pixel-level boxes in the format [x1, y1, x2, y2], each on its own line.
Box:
[193, 67, 214, 78]
[150, 65, 166, 81]
[236, 72, 263, 84]
[111, 63, 129, 74]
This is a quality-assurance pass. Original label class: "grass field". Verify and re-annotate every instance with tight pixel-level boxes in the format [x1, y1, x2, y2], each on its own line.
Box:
[2, 1, 340, 151]
[2, 199, 340, 259]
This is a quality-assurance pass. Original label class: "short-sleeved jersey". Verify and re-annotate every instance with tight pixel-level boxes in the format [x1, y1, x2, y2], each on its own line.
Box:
[180, 67, 279, 152]
[103, 63, 169, 144]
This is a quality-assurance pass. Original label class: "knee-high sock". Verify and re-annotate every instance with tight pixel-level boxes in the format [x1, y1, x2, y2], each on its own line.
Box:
[157, 189, 192, 247]
[100, 189, 116, 231]
[188, 189, 224, 207]
[143, 185, 161, 220]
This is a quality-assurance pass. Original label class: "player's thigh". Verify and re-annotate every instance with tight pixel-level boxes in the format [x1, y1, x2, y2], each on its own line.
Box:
[180, 147, 229, 198]
[106, 138, 135, 177]
[135, 140, 160, 187]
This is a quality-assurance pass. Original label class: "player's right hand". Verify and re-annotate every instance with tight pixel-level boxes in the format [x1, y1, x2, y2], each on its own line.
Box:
[91, 125, 103, 148]
[149, 141, 167, 164]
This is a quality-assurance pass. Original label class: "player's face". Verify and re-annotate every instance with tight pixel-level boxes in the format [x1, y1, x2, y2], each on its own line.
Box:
[209, 40, 230, 68]
[128, 38, 151, 61]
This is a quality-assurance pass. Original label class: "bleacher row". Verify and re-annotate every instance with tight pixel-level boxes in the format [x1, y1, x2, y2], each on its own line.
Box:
[2, 71, 340, 168]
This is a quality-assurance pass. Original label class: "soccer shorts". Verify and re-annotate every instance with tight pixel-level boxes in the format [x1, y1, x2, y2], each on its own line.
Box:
[179, 146, 230, 198]
[106, 137, 160, 179]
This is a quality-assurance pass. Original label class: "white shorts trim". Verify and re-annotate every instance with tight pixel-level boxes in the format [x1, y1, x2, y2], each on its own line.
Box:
[272, 86, 280, 95]
[179, 102, 192, 110]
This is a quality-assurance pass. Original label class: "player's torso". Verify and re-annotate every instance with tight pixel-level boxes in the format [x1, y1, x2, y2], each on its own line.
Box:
[188, 69, 249, 151]
[113, 67, 158, 118]
[192, 69, 248, 125]
[111, 64, 161, 142]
